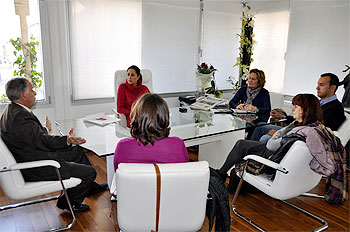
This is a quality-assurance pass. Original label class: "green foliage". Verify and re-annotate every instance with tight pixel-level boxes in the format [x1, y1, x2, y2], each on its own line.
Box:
[205, 80, 223, 98]
[10, 35, 43, 89]
[227, 76, 240, 92]
[0, 94, 9, 103]
[233, 4, 255, 84]
[1, 35, 43, 103]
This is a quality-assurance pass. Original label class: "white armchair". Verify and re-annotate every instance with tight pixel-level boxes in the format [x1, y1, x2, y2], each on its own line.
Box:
[111, 161, 209, 232]
[232, 141, 328, 232]
[0, 137, 82, 231]
[114, 69, 153, 127]
[334, 112, 350, 146]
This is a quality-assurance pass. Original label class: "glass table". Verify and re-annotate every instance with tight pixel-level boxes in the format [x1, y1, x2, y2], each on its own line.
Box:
[55, 107, 248, 186]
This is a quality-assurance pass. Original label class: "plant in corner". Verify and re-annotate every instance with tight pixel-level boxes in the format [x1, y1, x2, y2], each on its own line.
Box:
[233, 3, 255, 87]
[0, 35, 43, 103]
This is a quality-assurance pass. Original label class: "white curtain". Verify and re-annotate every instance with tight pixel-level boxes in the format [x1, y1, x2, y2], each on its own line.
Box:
[70, 0, 141, 100]
[141, 1, 200, 94]
[202, 1, 242, 90]
[249, 1, 290, 93]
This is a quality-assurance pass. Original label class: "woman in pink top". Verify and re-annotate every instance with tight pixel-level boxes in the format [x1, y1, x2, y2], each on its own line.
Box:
[114, 93, 189, 171]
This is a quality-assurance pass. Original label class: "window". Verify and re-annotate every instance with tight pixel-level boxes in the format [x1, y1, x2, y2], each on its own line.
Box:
[0, 0, 46, 102]
[69, 0, 290, 99]
[202, 2, 242, 90]
[69, 0, 141, 100]
[141, 1, 200, 94]
[249, 1, 290, 93]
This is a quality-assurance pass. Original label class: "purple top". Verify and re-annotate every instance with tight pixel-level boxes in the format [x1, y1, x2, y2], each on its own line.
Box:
[114, 136, 189, 171]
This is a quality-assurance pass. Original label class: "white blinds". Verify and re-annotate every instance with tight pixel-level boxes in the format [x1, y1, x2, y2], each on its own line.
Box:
[70, 0, 141, 100]
[141, 1, 200, 94]
[249, 1, 290, 93]
[283, 0, 349, 97]
[202, 2, 242, 90]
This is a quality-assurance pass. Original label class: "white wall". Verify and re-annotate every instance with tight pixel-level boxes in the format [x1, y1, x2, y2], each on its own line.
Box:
[283, 0, 349, 100]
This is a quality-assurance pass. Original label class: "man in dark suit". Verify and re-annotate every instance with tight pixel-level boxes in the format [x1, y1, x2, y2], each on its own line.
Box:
[316, 73, 346, 131]
[251, 73, 346, 142]
[1, 78, 107, 213]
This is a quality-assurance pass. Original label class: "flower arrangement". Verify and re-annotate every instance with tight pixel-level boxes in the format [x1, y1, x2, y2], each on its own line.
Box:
[195, 62, 222, 98]
[234, 3, 256, 85]
[197, 62, 216, 74]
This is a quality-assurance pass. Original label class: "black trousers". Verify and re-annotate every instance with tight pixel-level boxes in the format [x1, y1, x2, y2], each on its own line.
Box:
[219, 140, 272, 174]
[59, 146, 97, 204]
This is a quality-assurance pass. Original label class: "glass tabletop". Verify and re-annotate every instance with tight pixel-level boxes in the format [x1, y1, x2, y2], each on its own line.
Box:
[54, 107, 247, 156]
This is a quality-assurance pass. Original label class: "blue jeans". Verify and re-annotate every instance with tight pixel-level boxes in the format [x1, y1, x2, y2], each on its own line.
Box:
[250, 124, 282, 142]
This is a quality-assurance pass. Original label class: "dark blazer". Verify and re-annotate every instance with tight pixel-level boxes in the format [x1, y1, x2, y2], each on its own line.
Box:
[0, 103, 71, 181]
[229, 86, 271, 123]
[322, 99, 346, 131]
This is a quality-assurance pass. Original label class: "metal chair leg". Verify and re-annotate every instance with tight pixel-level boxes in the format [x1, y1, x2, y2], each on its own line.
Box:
[231, 162, 265, 232]
[282, 200, 328, 232]
[231, 162, 328, 232]
[0, 168, 77, 232]
[302, 192, 325, 198]
[50, 168, 77, 232]
[0, 193, 61, 211]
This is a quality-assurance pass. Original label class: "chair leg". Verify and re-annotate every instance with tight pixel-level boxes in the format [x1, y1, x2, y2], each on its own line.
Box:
[50, 168, 77, 232]
[302, 192, 325, 198]
[0, 193, 61, 211]
[282, 200, 328, 232]
[231, 162, 265, 232]
[0, 168, 77, 232]
[231, 162, 328, 232]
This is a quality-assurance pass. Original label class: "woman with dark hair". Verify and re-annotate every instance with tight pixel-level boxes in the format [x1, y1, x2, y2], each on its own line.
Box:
[113, 93, 189, 171]
[117, 65, 150, 127]
[229, 69, 271, 123]
[218, 94, 348, 205]
[219, 93, 327, 177]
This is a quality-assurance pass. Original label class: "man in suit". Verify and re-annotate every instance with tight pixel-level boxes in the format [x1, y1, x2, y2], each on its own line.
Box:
[317, 73, 346, 130]
[1, 78, 107, 213]
[251, 73, 346, 142]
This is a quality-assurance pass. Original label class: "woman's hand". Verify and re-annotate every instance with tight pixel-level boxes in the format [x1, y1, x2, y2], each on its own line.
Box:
[244, 104, 258, 112]
[236, 104, 245, 110]
[267, 129, 277, 136]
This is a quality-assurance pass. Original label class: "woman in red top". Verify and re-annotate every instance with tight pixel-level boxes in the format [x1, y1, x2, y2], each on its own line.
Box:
[117, 65, 150, 127]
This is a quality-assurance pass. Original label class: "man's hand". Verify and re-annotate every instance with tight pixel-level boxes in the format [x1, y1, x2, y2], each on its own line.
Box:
[270, 110, 284, 119]
[45, 116, 52, 132]
[67, 128, 86, 145]
[267, 129, 277, 136]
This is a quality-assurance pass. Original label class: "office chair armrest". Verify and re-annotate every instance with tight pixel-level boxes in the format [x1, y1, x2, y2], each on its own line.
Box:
[244, 155, 288, 174]
[0, 160, 61, 173]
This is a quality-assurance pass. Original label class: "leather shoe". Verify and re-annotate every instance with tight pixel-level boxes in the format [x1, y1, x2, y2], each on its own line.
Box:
[57, 198, 90, 213]
[86, 182, 108, 197]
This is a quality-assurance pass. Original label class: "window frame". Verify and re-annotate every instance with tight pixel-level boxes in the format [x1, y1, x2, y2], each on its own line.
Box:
[0, 0, 52, 110]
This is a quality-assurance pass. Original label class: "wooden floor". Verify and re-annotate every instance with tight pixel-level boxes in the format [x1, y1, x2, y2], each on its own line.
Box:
[1, 149, 349, 232]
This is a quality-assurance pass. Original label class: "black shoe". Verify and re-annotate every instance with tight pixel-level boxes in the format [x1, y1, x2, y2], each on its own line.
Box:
[86, 182, 108, 197]
[57, 198, 90, 213]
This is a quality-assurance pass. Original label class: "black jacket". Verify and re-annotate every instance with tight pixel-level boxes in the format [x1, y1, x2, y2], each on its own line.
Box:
[0, 103, 71, 181]
[322, 99, 346, 131]
[206, 168, 231, 232]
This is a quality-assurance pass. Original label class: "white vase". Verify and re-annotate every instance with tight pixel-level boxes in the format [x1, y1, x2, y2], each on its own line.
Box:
[196, 72, 213, 96]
